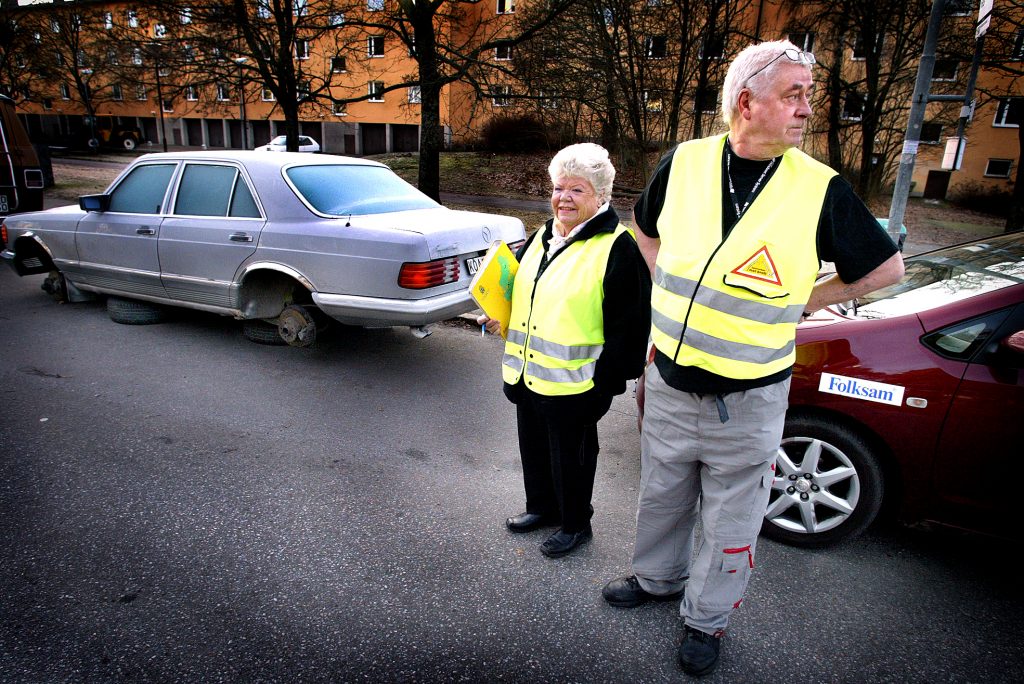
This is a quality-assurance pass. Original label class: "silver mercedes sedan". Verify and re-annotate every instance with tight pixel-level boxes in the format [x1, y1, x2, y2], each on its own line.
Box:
[0, 151, 525, 346]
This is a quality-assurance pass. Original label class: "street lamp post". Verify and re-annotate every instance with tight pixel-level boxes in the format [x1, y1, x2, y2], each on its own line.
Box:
[234, 57, 248, 150]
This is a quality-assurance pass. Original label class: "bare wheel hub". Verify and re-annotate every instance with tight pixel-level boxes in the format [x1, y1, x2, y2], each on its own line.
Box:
[277, 305, 317, 347]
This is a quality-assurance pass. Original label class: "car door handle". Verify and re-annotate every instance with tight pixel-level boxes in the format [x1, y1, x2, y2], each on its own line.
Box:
[136, 226, 156, 235]
[230, 232, 254, 243]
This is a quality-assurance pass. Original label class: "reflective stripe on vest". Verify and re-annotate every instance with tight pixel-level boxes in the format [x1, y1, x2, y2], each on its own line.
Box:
[651, 134, 834, 379]
[501, 224, 631, 396]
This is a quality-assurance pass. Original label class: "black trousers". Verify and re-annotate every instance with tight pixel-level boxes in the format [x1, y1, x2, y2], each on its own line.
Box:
[515, 393, 605, 534]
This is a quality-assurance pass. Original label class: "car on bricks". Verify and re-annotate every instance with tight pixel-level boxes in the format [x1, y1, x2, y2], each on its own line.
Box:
[766, 231, 1024, 546]
[0, 151, 524, 346]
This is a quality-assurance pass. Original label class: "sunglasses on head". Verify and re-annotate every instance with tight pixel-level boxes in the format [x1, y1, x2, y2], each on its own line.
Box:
[744, 48, 816, 87]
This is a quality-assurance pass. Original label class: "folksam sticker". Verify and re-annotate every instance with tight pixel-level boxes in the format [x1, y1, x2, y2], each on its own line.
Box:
[818, 373, 905, 407]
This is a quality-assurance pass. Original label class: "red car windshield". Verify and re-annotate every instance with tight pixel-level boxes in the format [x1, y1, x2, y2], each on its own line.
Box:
[855, 232, 1024, 319]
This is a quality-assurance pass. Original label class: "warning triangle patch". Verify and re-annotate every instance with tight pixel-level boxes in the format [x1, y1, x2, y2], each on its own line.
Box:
[730, 246, 782, 286]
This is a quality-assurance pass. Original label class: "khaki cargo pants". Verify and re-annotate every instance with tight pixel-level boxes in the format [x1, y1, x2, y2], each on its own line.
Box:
[631, 362, 787, 634]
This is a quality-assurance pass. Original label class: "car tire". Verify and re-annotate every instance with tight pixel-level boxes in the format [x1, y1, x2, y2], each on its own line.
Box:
[242, 319, 287, 345]
[107, 297, 168, 325]
[121, 136, 137, 151]
[761, 416, 884, 548]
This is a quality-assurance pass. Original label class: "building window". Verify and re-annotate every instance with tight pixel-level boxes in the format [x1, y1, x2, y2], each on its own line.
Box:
[162, 98, 173, 113]
[127, 10, 138, 28]
[368, 0, 384, 10]
[298, 82, 310, 101]
[492, 85, 512, 106]
[497, 0, 515, 14]
[994, 98, 1022, 127]
[944, 0, 973, 16]
[257, 0, 271, 19]
[107, 49, 119, 65]
[15, 53, 26, 68]
[183, 45, 195, 62]
[369, 81, 384, 102]
[180, 7, 191, 24]
[984, 159, 1012, 178]
[104, 12, 113, 29]
[368, 35, 384, 57]
[296, 39, 310, 60]
[841, 92, 864, 121]
[333, 101, 347, 116]
[408, 86, 421, 103]
[700, 35, 724, 60]
[495, 43, 512, 61]
[330, 13, 345, 26]
[539, 91, 558, 109]
[920, 122, 942, 143]
[262, 88, 275, 101]
[158, 65, 170, 77]
[56, 51, 65, 67]
[50, 19, 59, 33]
[788, 32, 814, 52]
[602, 8, 614, 27]
[185, 85, 198, 101]
[695, 87, 718, 114]
[133, 48, 143, 66]
[645, 36, 667, 59]
[153, 24, 167, 39]
[136, 85, 147, 100]
[111, 83, 123, 101]
[59, 82, 70, 100]
[643, 90, 662, 112]
[932, 59, 957, 81]
[852, 33, 883, 60]
[331, 56, 347, 73]
[217, 84, 230, 101]
[43, 98, 53, 110]
[1013, 30, 1024, 60]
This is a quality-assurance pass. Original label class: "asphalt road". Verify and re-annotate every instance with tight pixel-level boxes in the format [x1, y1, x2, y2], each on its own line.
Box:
[1, 266, 1022, 683]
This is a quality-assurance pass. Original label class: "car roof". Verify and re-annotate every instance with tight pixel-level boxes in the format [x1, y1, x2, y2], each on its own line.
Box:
[132, 150, 381, 167]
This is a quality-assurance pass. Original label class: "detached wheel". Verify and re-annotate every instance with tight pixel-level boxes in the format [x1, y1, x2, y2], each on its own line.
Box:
[762, 416, 884, 547]
[107, 296, 168, 325]
[242, 319, 286, 345]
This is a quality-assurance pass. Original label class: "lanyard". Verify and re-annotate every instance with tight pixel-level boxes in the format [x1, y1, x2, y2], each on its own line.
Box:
[725, 147, 776, 221]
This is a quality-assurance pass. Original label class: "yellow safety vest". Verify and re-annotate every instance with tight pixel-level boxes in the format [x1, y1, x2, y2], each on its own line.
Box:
[502, 224, 633, 396]
[651, 134, 835, 379]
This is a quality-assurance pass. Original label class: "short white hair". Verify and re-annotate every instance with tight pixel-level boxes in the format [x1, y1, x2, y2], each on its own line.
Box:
[722, 39, 810, 126]
[548, 143, 615, 202]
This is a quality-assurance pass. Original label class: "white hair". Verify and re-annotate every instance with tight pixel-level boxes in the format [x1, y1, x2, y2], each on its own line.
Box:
[722, 39, 810, 126]
[548, 143, 615, 202]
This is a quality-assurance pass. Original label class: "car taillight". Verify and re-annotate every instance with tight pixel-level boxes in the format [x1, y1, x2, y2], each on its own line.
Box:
[1, 222, 7, 250]
[398, 256, 461, 289]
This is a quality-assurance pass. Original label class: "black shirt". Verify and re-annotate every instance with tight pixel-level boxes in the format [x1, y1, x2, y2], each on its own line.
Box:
[634, 141, 898, 395]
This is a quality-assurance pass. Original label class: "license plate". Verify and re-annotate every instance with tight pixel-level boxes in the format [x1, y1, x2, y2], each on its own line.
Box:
[0, 194, 8, 213]
[466, 255, 485, 275]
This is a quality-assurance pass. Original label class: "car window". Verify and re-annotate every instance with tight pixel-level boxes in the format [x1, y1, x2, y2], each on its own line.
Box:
[108, 163, 176, 214]
[229, 177, 260, 218]
[299, 136, 312, 145]
[175, 164, 236, 216]
[856, 233, 1024, 319]
[922, 308, 1012, 361]
[286, 164, 439, 215]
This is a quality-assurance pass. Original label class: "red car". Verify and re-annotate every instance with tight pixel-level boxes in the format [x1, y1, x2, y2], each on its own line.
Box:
[765, 231, 1024, 546]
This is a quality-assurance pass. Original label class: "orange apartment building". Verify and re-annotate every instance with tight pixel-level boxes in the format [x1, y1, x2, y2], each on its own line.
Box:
[5, 0, 1021, 203]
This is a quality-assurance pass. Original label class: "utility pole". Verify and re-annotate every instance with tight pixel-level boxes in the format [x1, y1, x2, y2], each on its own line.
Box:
[888, 0, 991, 247]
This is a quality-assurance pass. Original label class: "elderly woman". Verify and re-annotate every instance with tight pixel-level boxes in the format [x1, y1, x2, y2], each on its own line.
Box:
[481, 143, 651, 558]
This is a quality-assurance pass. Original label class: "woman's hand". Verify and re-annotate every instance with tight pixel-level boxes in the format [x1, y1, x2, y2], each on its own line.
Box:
[476, 314, 502, 336]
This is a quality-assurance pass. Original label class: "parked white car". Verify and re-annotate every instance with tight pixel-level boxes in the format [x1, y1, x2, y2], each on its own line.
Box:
[1, 151, 525, 346]
[257, 135, 320, 153]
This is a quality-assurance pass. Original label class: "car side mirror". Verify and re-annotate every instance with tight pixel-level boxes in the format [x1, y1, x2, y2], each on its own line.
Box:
[79, 194, 111, 212]
[1000, 330, 1024, 356]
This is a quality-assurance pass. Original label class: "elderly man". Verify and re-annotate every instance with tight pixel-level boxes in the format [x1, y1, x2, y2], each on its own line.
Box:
[602, 40, 904, 676]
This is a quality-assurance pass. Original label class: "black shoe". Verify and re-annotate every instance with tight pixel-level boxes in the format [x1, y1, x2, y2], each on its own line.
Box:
[505, 512, 555, 533]
[539, 528, 592, 558]
[602, 575, 685, 608]
[678, 626, 721, 677]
